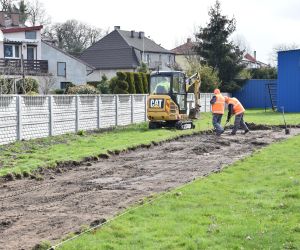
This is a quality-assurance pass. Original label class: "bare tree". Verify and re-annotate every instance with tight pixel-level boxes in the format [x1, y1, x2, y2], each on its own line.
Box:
[27, 0, 51, 26]
[0, 0, 17, 11]
[39, 73, 56, 94]
[43, 20, 106, 55]
[231, 34, 252, 54]
[269, 43, 299, 66]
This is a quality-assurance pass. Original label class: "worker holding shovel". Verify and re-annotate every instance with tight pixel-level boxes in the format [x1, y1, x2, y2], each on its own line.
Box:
[225, 96, 250, 135]
[210, 88, 226, 136]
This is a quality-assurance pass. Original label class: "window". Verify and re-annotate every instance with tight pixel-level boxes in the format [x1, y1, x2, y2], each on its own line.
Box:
[27, 46, 36, 60]
[25, 31, 37, 39]
[147, 54, 150, 65]
[4, 44, 21, 58]
[57, 62, 66, 77]
[4, 45, 13, 57]
[159, 54, 162, 63]
[150, 75, 171, 94]
[15, 46, 19, 58]
[60, 82, 72, 90]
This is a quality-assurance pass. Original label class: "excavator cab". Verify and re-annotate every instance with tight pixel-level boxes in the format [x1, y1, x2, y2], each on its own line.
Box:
[147, 71, 200, 129]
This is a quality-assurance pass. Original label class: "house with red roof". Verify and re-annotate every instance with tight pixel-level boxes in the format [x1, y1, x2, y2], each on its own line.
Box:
[0, 12, 93, 92]
[171, 38, 201, 72]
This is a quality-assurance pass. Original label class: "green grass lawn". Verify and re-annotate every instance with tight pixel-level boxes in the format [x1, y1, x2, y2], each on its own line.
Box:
[58, 133, 300, 250]
[0, 109, 299, 177]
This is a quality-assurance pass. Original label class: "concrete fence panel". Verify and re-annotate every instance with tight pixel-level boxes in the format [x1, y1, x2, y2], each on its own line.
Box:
[0, 93, 228, 145]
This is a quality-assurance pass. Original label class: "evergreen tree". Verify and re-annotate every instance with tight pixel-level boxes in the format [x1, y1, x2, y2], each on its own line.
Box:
[126, 72, 136, 94]
[113, 72, 129, 94]
[97, 74, 110, 94]
[194, 1, 245, 92]
[141, 73, 149, 93]
[134, 73, 144, 94]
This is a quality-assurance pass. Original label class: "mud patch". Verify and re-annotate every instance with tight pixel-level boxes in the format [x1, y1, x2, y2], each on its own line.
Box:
[192, 144, 217, 154]
[0, 128, 299, 250]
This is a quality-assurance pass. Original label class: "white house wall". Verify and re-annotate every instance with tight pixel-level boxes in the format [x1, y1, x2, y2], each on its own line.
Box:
[41, 42, 88, 89]
[145, 53, 175, 70]
[0, 41, 3, 58]
[3, 30, 42, 60]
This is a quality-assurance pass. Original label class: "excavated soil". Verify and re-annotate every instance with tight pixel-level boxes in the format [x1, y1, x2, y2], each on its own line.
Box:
[0, 128, 299, 250]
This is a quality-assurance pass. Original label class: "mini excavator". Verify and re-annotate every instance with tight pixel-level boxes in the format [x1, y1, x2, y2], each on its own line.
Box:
[147, 71, 201, 129]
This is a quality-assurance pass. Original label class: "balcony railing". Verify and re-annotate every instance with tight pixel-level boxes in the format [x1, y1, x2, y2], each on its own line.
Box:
[0, 58, 48, 76]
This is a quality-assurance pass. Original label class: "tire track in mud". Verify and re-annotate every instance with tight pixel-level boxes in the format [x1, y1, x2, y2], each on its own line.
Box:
[0, 128, 299, 250]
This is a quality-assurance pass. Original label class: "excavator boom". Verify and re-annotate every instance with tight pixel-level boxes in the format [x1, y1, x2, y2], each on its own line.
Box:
[186, 72, 201, 119]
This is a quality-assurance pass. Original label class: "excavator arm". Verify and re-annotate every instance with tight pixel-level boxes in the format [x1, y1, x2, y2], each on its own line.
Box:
[186, 72, 201, 119]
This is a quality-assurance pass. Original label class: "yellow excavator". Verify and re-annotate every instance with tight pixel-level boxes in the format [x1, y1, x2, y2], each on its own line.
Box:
[147, 71, 201, 129]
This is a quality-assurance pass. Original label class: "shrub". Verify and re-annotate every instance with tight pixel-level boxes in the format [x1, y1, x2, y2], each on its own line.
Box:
[126, 72, 136, 94]
[17, 78, 39, 94]
[96, 74, 110, 94]
[66, 84, 99, 94]
[64, 82, 75, 92]
[26, 91, 38, 96]
[53, 89, 64, 94]
[141, 73, 149, 93]
[249, 67, 277, 79]
[187, 65, 220, 93]
[134, 73, 144, 94]
[137, 62, 149, 73]
[87, 81, 100, 88]
[113, 72, 129, 94]
[109, 76, 118, 93]
[0, 78, 14, 94]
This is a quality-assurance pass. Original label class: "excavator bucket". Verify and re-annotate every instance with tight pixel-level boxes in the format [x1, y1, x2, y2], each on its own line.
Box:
[189, 104, 200, 119]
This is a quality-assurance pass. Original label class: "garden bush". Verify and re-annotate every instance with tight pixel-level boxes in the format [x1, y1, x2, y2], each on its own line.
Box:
[96, 75, 110, 94]
[126, 72, 136, 94]
[141, 73, 149, 93]
[112, 72, 129, 94]
[134, 72, 144, 94]
[66, 84, 99, 94]
[17, 78, 39, 94]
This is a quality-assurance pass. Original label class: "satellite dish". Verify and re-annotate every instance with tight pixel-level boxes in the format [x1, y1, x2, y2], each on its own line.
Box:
[0, 30, 3, 42]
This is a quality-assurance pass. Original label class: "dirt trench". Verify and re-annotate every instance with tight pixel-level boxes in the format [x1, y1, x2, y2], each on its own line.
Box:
[0, 128, 299, 250]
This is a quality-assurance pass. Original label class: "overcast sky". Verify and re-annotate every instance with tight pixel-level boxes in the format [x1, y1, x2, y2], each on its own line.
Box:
[40, 0, 300, 64]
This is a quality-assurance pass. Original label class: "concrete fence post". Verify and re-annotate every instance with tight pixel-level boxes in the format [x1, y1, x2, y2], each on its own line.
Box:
[131, 95, 134, 124]
[16, 95, 22, 140]
[75, 95, 79, 132]
[48, 95, 53, 136]
[204, 94, 207, 112]
[97, 95, 101, 129]
[115, 95, 119, 126]
[144, 95, 147, 121]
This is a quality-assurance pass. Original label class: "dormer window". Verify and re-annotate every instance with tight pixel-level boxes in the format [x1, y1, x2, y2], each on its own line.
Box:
[4, 44, 20, 58]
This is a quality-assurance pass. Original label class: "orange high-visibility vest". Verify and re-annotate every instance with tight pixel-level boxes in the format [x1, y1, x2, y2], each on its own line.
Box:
[228, 97, 245, 115]
[212, 94, 225, 114]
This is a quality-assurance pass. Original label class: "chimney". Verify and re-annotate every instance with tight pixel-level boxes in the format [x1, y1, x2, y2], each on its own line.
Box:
[138, 31, 144, 39]
[187, 38, 191, 43]
[131, 30, 135, 38]
[11, 13, 20, 26]
[254, 50, 257, 61]
[114, 26, 120, 30]
[0, 12, 5, 27]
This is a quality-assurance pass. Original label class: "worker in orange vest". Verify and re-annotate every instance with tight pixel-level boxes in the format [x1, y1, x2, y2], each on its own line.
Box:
[210, 88, 225, 136]
[225, 96, 250, 135]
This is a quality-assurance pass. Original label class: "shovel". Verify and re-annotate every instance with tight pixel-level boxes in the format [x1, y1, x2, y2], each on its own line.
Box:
[281, 106, 290, 135]
[223, 117, 231, 131]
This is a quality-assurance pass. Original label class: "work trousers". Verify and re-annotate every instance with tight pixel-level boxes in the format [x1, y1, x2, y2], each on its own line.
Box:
[212, 113, 224, 135]
[231, 113, 249, 134]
